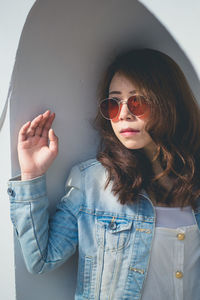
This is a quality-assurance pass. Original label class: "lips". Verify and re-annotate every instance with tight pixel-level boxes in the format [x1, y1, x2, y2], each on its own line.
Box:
[120, 128, 140, 133]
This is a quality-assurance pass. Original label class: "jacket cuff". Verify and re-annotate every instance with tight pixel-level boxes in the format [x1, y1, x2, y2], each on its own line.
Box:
[7, 175, 46, 202]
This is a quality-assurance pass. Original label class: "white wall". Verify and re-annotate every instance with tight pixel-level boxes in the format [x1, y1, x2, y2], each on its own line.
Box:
[4, 0, 200, 299]
[0, 1, 36, 299]
[0, 0, 36, 118]
[0, 101, 15, 300]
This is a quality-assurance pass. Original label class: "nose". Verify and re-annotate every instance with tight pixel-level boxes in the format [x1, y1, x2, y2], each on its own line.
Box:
[118, 101, 134, 120]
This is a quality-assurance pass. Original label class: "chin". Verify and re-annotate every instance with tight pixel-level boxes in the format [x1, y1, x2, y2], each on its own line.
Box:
[121, 141, 144, 150]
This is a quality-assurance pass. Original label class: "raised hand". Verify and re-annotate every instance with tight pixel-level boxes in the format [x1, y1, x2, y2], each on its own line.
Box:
[18, 110, 58, 181]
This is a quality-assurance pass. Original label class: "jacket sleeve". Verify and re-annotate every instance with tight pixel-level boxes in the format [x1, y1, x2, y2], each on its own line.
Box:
[8, 165, 83, 274]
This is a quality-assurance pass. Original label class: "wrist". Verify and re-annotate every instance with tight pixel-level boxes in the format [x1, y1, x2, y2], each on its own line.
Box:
[21, 172, 45, 181]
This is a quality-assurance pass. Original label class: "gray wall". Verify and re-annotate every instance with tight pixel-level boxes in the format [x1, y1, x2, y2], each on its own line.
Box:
[10, 0, 200, 299]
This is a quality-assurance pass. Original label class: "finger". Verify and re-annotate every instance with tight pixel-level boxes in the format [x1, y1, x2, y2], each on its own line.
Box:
[48, 129, 58, 156]
[41, 113, 55, 138]
[35, 110, 51, 136]
[26, 114, 43, 137]
[18, 121, 31, 142]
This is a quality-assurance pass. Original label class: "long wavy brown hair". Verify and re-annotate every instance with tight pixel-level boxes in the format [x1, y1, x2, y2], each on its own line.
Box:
[94, 48, 200, 209]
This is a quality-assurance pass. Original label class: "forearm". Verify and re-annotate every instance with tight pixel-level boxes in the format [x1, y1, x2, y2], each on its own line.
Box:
[8, 175, 78, 274]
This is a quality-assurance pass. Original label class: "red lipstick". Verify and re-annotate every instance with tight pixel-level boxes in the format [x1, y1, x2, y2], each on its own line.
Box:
[120, 128, 140, 137]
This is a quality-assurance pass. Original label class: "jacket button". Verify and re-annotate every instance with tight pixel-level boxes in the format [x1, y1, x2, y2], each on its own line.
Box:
[175, 271, 183, 279]
[109, 222, 117, 230]
[177, 233, 185, 240]
[7, 188, 15, 197]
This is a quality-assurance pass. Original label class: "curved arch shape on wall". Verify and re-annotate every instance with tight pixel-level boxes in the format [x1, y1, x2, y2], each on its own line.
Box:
[2, 1, 200, 130]
[2, 1, 200, 299]
[139, 0, 200, 80]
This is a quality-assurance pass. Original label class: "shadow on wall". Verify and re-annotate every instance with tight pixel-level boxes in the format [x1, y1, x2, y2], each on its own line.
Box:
[10, 0, 200, 299]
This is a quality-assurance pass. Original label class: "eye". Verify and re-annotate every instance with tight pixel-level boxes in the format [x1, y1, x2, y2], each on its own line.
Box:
[132, 95, 147, 104]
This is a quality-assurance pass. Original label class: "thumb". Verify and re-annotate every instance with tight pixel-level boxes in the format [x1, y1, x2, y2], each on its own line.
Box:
[48, 128, 58, 155]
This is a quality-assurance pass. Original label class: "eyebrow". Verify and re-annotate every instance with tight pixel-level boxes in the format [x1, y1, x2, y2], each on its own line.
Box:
[109, 90, 137, 95]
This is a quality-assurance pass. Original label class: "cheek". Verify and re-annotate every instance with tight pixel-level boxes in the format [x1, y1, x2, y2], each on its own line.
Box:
[139, 107, 151, 120]
[111, 104, 122, 123]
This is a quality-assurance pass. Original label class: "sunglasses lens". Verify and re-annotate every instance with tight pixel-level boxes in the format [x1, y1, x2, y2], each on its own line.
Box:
[128, 95, 149, 116]
[100, 98, 119, 119]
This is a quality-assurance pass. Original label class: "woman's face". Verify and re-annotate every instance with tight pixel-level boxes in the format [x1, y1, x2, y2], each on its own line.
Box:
[109, 72, 156, 153]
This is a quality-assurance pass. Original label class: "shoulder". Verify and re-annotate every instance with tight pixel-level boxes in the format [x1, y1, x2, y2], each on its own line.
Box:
[65, 158, 106, 190]
[75, 158, 106, 182]
[77, 158, 107, 180]
[77, 158, 102, 172]
[64, 158, 109, 212]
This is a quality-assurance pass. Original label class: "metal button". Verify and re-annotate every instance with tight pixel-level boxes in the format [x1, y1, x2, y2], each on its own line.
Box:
[7, 188, 15, 197]
[177, 233, 185, 240]
[109, 222, 117, 230]
[175, 271, 183, 279]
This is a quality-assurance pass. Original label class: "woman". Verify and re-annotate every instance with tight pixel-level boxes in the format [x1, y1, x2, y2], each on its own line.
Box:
[8, 48, 200, 299]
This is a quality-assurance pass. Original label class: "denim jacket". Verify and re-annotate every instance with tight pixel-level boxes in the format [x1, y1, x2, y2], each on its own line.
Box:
[8, 158, 200, 300]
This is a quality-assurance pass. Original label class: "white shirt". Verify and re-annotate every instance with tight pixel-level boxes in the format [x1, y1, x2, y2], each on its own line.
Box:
[141, 206, 200, 300]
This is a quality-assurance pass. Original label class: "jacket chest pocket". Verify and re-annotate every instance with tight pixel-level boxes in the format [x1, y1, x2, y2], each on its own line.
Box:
[95, 216, 133, 252]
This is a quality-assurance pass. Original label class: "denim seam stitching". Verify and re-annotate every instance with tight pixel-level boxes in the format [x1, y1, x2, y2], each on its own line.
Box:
[81, 163, 87, 219]
[9, 176, 46, 186]
[29, 202, 64, 266]
[63, 197, 82, 218]
[11, 193, 47, 202]
[79, 208, 154, 222]
[79, 159, 100, 172]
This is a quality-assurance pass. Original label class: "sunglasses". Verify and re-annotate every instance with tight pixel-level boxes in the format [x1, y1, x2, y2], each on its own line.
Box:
[99, 95, 150, 120]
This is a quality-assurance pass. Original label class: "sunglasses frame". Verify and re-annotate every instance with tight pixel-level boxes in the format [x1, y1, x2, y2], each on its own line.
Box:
[99, 95, 150, 120]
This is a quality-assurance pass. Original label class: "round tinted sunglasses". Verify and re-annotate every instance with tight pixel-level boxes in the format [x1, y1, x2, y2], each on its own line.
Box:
[99, 95, 150, 120]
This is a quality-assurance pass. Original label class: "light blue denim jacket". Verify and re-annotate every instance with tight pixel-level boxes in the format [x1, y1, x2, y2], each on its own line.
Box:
[8, 158, 200, 300]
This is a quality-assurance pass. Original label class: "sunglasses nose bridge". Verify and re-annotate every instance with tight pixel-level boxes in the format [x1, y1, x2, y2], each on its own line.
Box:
[119, 99, 128, 105]
[118, 99, 134, 118]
